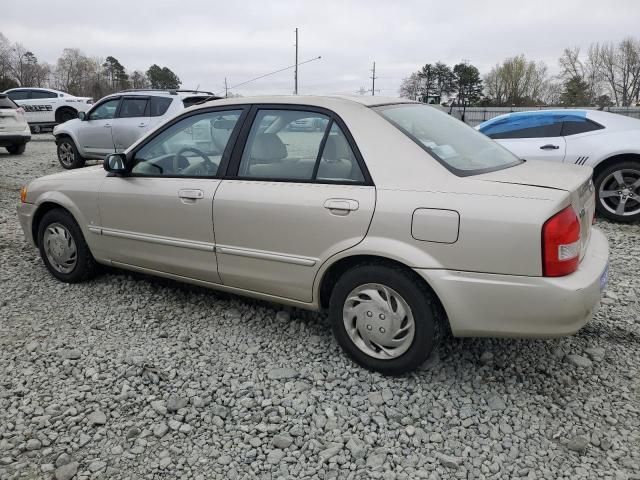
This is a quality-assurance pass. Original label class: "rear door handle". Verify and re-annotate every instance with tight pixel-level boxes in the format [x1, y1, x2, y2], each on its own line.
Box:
[324, 198, 359, 214]
[104, 124, 111, 128]
[178, 189, 204, 201]
[540, 144, 559, 150]
[138, 123, 147, 128]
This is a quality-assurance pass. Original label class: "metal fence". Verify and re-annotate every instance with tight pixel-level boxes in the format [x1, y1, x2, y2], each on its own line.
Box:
[447, 106, 640, 126]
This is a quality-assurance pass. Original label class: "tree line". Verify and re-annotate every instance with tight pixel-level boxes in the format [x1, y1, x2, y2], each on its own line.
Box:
[400, 36, 640, 107]
[0, 32, 182, 98]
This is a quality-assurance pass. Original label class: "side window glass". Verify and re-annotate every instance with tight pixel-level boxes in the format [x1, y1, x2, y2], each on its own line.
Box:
[561, 116, 604, 136]
[88, 99, 120, 120]
[7, 90, 29, 100]
[30, 90, 58, 99]
[317, 123, 364, 182]
[238, 109, 330, 180]
[131, 110, 243, 177]
[119, 98, 149, 118]
[482, 114, 562, 139]
[149, 97, 173, 117]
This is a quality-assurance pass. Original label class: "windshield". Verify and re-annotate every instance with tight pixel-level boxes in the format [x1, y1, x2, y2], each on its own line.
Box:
[374, 104, 522, 176]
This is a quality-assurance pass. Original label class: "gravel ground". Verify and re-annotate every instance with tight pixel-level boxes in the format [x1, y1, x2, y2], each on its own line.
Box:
[1, 137, 639, 480]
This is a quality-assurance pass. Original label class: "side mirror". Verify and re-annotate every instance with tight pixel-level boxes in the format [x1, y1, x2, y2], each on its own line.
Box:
[78, 111, 86, 121]
[104, 153, 128, 175]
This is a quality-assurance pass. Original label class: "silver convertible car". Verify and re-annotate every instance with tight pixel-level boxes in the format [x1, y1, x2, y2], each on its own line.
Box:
[17, 96, 609, 374]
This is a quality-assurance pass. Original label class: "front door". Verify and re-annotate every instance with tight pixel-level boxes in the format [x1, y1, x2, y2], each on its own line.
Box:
[213, 107, 375, 302]
[96, 107, 246, 282]
[77, 97, 120, 156]
[111, 96, 151, 152]
[497, 136, 566, 162]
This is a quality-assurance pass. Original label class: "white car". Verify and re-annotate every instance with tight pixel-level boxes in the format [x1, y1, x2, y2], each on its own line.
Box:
[478, 110, 640, 222]
[0, 93, 30, 154]
[53, 89, 220, 169]
[3, 87, 93, 132]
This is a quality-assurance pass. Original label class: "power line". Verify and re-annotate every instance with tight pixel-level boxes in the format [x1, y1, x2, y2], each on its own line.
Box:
[215, 56, 322, 96]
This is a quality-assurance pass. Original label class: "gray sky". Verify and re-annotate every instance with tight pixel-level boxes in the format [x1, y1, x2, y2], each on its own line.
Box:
[3, 0, 639, 96]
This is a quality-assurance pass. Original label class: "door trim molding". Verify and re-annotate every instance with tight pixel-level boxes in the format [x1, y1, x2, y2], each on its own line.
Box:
[216, 244, 317, 267]
[90, 226, 215, 252]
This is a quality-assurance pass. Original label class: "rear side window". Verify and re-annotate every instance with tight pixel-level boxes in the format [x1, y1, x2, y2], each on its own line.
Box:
[119, 97, 149, 118]
[480, 114, 563, 139]
[7, 90, 29, 101]
[149, 97, 172, 117]
[561, 117, 604, 136]
[30, 90, 58, 99]
[0, 95, 18, 109]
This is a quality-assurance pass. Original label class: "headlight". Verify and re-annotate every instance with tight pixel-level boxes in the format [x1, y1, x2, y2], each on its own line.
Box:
[20, 185, 27, 203]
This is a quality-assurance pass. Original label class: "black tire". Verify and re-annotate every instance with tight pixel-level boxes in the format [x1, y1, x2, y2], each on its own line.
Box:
[37, 209, 97, 283]
[329, 263, 442, 375]
[6, 143, 26, 155]
[56, 108, 77, 124]
[56, 137, 86, 169]
[594, 159, 640, 223]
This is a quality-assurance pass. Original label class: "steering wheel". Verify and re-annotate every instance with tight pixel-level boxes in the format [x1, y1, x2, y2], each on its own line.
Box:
[174, 146, 216, 174]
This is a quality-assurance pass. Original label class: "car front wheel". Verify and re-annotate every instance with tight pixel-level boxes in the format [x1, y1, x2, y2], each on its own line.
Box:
[594, 160, 640, 222]
[37, 209, 97, 283]
[329, 263, 441, 375]
[57, 137, 86, 169]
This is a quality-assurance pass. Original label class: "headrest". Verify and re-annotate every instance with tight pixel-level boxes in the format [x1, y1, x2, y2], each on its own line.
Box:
[250, 133, 287, 161]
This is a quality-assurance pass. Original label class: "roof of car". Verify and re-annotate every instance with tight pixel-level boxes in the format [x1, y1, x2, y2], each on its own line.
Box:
[115, 89, 217, 98]
[197, 94, 416, 109]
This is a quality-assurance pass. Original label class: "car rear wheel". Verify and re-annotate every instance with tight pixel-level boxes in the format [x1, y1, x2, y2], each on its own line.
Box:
[37, 209, 97, 283]
[57, 137, 85, 169]
[329, 263, 441, 375]
[594, 160, 640, 223]
[6, 144, 26, 155]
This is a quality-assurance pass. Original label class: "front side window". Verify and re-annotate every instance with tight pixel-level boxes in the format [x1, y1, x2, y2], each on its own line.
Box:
[376, 104, 521, 175]
[119, 97, 149, 118]
[7, 90, 29, 101]
[480, 113, 563, 139]
[88, 98, 120, 120]
[131, 109, 243, 177]
[30, 90, 58, 99]
[238, 109, 364, 182]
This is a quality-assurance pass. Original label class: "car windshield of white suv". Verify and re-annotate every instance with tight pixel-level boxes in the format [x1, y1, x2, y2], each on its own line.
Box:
[375, 104, 522, 176]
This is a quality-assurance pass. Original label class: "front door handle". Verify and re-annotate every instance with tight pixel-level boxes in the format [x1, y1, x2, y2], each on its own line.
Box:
[178, 189, 204, 202]
[138, 123, 147, 128]
[324, 198, 359, 214]
[540, 144, 559, 150]
[104, 124, 111, 128]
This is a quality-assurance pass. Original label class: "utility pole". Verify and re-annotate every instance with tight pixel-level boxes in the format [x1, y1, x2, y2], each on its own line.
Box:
[370, 61, 377, 96]
[294, 28, 299, 95]
[224, 77, 228, 98]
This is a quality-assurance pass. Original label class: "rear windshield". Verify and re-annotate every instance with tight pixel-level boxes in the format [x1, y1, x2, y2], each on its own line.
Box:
[374, 104, 522, 176]
[0, 95, 18, 109]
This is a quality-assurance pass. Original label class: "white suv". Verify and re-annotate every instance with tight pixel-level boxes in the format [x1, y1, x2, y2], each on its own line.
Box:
[0, 93, 31, 154]
[3, 87, 93, 132]
[53, 90, 220, 169]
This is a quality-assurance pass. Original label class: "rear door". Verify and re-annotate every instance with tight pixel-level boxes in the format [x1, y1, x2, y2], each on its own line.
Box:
[28, 89, 60, 123]
[481, 113, 566, 162]
[111, 96, 150, 152]
[213, 106, 375, 303]
[76, 97, 120, 156]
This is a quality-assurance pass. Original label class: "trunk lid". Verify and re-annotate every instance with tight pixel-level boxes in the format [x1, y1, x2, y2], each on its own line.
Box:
[476, 160, 595, 260]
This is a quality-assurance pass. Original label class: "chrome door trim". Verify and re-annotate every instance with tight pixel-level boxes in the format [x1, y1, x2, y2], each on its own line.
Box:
[91, 226, 215, 252]
[216, 244, 317, 267]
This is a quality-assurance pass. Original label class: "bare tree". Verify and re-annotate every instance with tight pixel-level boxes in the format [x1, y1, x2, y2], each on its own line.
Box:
[591, 38, 640, 106]
[483, 55, 550, 106]
[0, 32, 16, 90]
[398, 72, 421, 100]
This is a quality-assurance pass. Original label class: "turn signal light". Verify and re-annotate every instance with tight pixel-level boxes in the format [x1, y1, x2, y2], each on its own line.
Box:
[20, 185, 27, 203]
[542, 206, 581, 277]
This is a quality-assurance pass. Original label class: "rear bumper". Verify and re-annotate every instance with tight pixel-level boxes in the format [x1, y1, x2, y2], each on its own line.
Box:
[0, 133, 31, 147]
[417, 227, 609, 338]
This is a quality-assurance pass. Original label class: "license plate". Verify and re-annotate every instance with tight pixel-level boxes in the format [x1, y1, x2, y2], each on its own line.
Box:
[600, 263, 609, 291]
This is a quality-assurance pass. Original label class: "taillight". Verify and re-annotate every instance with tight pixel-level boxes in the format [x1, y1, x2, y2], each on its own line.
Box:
[542, 206, 581, 277]
[16, 107, 25, 116]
